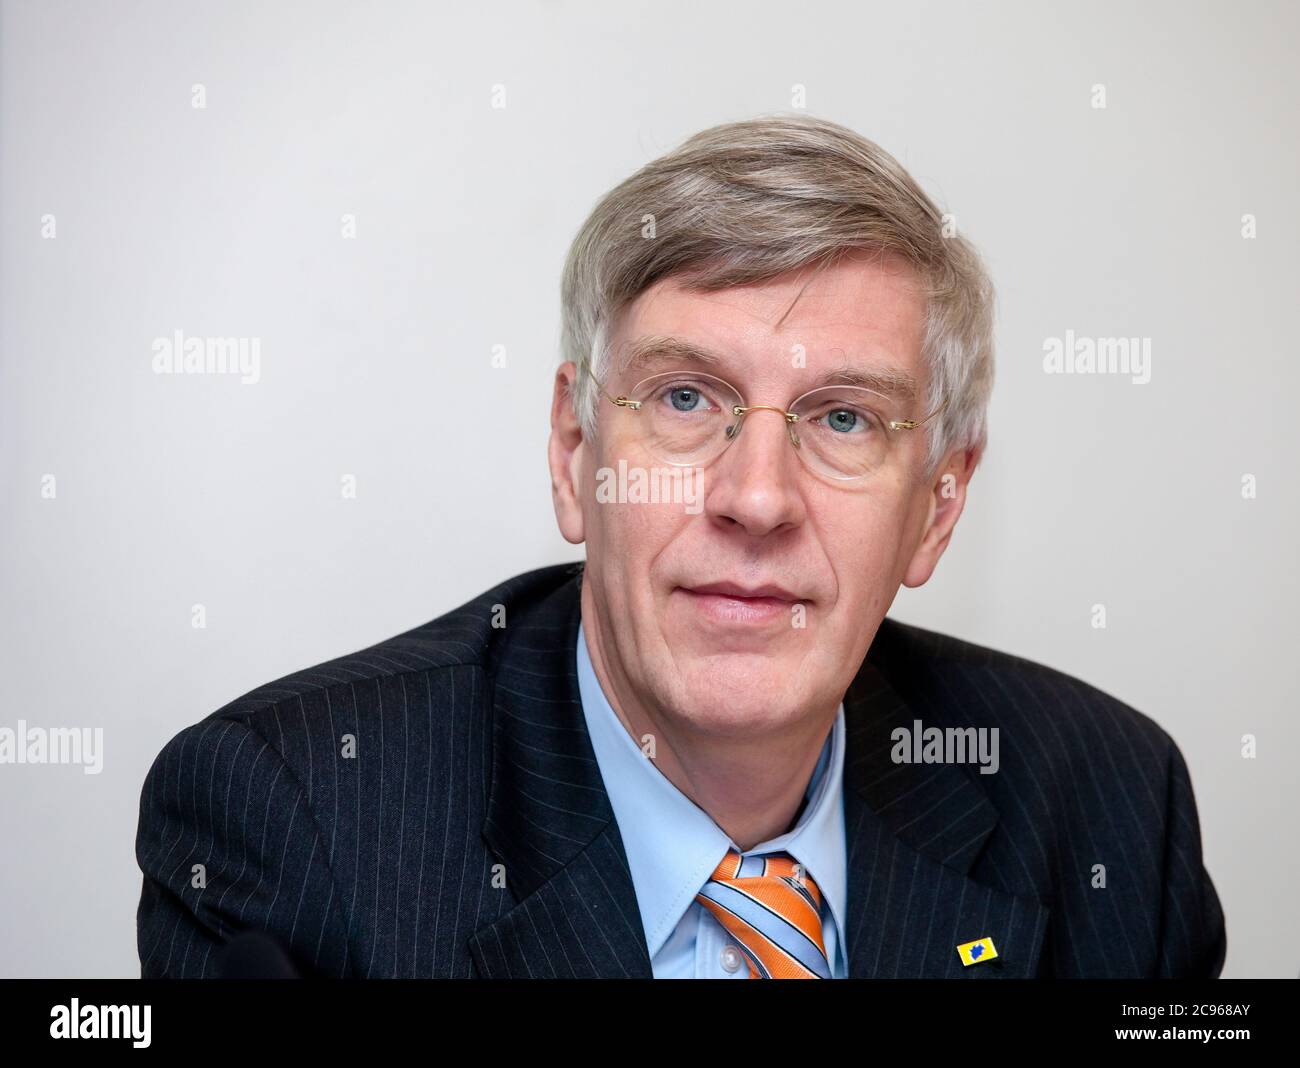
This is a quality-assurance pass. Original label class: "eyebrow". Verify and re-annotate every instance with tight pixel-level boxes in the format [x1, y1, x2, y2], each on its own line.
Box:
[616, 334, 919, 403]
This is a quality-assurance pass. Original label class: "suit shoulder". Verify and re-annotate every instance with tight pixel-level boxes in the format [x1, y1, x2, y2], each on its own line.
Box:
[151, 563, 582, 758]
[870, 616, 1176, 757]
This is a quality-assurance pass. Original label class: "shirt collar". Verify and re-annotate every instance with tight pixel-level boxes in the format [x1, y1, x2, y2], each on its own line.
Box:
[575, 620, 848, 964]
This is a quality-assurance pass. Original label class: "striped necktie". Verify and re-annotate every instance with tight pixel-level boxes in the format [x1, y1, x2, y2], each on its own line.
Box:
[695, 848, 832, 979]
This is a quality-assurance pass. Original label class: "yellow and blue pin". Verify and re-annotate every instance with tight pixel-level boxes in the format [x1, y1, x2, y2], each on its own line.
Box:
[956, 936, 999, 967]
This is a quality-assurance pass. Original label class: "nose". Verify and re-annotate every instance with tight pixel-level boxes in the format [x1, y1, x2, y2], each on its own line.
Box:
[702, 407, 807, 537]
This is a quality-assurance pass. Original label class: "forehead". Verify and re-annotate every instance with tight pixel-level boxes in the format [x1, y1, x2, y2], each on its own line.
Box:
[610, 249, 929, 389]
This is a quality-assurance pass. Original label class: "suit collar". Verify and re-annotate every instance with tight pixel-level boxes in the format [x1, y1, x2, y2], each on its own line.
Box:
[469, 565, 651, 978]
[839, 656, 1049, 977]
[469, 568, 1048, 978]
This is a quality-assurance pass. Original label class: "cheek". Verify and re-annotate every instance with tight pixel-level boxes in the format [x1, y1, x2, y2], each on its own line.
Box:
[582, 434, 687, 553]
[820, 500, 913, 616]
[583, 490, 695, 591]
[588, 503, 697, 657]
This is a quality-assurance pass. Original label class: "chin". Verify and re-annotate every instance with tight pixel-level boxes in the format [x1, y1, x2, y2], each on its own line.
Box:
[665, 656, 812, 735]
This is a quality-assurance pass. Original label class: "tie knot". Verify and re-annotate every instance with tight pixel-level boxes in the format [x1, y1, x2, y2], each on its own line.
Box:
[708, 848, 823, 910]
[696, 848, 831, 978]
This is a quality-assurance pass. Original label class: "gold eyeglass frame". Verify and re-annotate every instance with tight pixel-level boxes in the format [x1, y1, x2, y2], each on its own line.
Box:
[578, 354, 948, 481]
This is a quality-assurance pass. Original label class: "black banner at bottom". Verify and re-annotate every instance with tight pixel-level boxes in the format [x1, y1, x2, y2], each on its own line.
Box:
[1, 978, 1290, 1055]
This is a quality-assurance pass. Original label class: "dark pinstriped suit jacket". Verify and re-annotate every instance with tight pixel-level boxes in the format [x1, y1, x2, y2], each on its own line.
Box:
[135, 562, 1226, 978]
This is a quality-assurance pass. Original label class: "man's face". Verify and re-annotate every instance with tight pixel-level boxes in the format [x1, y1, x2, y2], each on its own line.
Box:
[549, 249, 974, 738]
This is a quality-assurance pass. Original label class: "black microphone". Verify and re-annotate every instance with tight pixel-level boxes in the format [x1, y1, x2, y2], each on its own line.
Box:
[216, 930, 303, 978]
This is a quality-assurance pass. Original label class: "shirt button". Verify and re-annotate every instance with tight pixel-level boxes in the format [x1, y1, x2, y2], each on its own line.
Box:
[720, 945, 743, 973]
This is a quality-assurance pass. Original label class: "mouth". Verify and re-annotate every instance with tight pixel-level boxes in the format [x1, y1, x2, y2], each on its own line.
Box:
[674, 581, 804, 627]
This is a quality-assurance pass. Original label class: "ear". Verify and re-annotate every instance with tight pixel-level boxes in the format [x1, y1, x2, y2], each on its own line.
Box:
[548, 361, 586, 545]
[901, 443, 981, 588]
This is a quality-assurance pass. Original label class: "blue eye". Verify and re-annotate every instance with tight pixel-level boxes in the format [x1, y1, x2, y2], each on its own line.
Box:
[824, 408, 860, 433]
[668, 386, 703, 412]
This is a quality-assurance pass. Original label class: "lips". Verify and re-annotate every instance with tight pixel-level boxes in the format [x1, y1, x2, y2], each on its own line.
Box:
[682, 581, 801, 603]
[675, 580, 805, 628]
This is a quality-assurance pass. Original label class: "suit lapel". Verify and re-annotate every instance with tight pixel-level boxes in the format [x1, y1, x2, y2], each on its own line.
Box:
[841, 651, 1050, 978]
[469, 569, 1047, 979]
[468, 568, 653, 978]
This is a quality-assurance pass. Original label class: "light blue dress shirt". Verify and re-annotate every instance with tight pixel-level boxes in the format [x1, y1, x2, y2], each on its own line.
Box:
[576, 621, 849, 978]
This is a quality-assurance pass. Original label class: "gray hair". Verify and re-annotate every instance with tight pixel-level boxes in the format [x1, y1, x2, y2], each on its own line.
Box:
[559, 113, 995, 473]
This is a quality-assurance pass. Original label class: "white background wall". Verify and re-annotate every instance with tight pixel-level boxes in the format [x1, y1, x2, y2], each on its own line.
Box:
[1, 0, 1295, 977]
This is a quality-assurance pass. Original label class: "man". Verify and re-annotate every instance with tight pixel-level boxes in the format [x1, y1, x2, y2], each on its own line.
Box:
[135, 114, 1225, 979]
